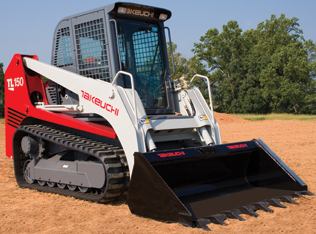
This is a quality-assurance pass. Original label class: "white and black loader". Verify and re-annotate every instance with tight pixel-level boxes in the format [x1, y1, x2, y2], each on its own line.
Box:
[5, 2, 313, 231]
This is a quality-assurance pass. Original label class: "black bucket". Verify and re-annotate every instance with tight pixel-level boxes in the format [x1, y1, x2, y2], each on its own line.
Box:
[127, 139, 313, 230]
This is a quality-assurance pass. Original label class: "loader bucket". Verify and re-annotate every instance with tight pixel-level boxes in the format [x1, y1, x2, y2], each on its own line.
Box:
[127, 139, 313, 230]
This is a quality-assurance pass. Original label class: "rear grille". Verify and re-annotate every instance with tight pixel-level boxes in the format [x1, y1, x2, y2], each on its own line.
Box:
[45, 86, 58, 104]
[6, 107, 26, 128]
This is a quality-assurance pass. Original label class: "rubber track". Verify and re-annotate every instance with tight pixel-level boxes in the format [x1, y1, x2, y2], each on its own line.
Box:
[16, 124, 130, 203]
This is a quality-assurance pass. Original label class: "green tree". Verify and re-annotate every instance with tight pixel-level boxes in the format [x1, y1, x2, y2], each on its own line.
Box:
[300, 39, 316, 113]
[250, 14, 311, 113]
[0, 63, 4, 118]
[192, 20, 249, 113]
[193, 14, 316, 114]
[167, 42, 190, 79]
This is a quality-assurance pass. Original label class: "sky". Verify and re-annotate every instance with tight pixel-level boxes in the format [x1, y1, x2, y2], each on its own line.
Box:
[1, 0, 316, 71]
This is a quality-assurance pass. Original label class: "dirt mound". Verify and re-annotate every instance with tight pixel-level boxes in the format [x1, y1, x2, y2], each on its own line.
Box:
[214, 112, 248, 123]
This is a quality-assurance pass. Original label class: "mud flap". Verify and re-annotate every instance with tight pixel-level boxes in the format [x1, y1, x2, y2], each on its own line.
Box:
[127, 139, 313, 230]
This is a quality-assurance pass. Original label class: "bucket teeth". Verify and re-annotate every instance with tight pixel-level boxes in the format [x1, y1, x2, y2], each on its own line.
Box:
[196, 218, 211, 231]
[252, 202, 274, 212]
[206, 214, 227, 225]
[267, 198, 287, 208]
[301, 190, 315, 196]
[279, 196, 298, 205]
[221, 211, 245, 221]
[293, 191, 314, 200]
[239, 206, 259, 217]
[203, 191, 314, 229]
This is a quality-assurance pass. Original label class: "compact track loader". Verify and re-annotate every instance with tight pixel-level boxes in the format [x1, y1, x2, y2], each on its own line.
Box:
[5, 2, 313, 230]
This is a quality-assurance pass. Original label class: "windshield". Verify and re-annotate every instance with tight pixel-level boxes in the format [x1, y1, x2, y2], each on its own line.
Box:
[116, 19, 167, 109]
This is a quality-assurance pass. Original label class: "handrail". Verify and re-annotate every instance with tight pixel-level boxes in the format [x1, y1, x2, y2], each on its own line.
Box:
[164, 27, 175, 77]
[190, 74, 213, 110]
[112, 71, 138, 126]
[190, 74, 217, 142]
[110, 19, 122, 71]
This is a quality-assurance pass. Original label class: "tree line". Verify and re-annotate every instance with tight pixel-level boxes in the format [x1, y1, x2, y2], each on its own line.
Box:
[169, 14, 316, 114]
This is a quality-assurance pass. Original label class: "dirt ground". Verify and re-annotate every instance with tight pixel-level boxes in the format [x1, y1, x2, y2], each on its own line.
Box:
[0, 113, 315, 234]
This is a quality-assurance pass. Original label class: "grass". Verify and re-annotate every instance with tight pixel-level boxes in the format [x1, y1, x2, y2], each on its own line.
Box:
[0, 118, 4, 123]
[233, 113, 316, 121]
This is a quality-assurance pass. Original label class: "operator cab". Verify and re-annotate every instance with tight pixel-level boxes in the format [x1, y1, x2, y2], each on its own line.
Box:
[51, 2, 175, 115]
[111, 4, 174, 114]
[116, 19, 166, 110]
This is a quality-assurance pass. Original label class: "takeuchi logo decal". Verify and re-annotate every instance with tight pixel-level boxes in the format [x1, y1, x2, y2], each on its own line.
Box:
[157, 151, 185, 158]
[227, 144, 248, 149]
[81, 90, 119, 116]
[126, 8, 155, 18]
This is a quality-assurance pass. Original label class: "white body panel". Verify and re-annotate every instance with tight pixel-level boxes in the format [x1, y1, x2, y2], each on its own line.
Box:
[24, 57, 145, 173]
[24, 57, 221, 174]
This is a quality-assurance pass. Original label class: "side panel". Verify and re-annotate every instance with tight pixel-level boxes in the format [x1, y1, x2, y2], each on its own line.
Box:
[71, 10, 112, 82]
[5, 54, 46, 158]
[5, 54, 117, 158]
[23, 56, 146, 173]
[52, 10, 113, 82]
[51, 19, 77, 73]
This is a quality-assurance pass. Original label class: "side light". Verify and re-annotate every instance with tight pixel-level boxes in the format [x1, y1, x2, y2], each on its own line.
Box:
[140, 118, 151, 125]
[118, 7, 127, 14]
[199, 115, 208, 121]
[159, 13, 168, 21]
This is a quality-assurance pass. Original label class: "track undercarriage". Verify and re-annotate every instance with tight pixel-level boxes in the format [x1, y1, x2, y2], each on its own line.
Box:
[13, 124, 130, 202]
